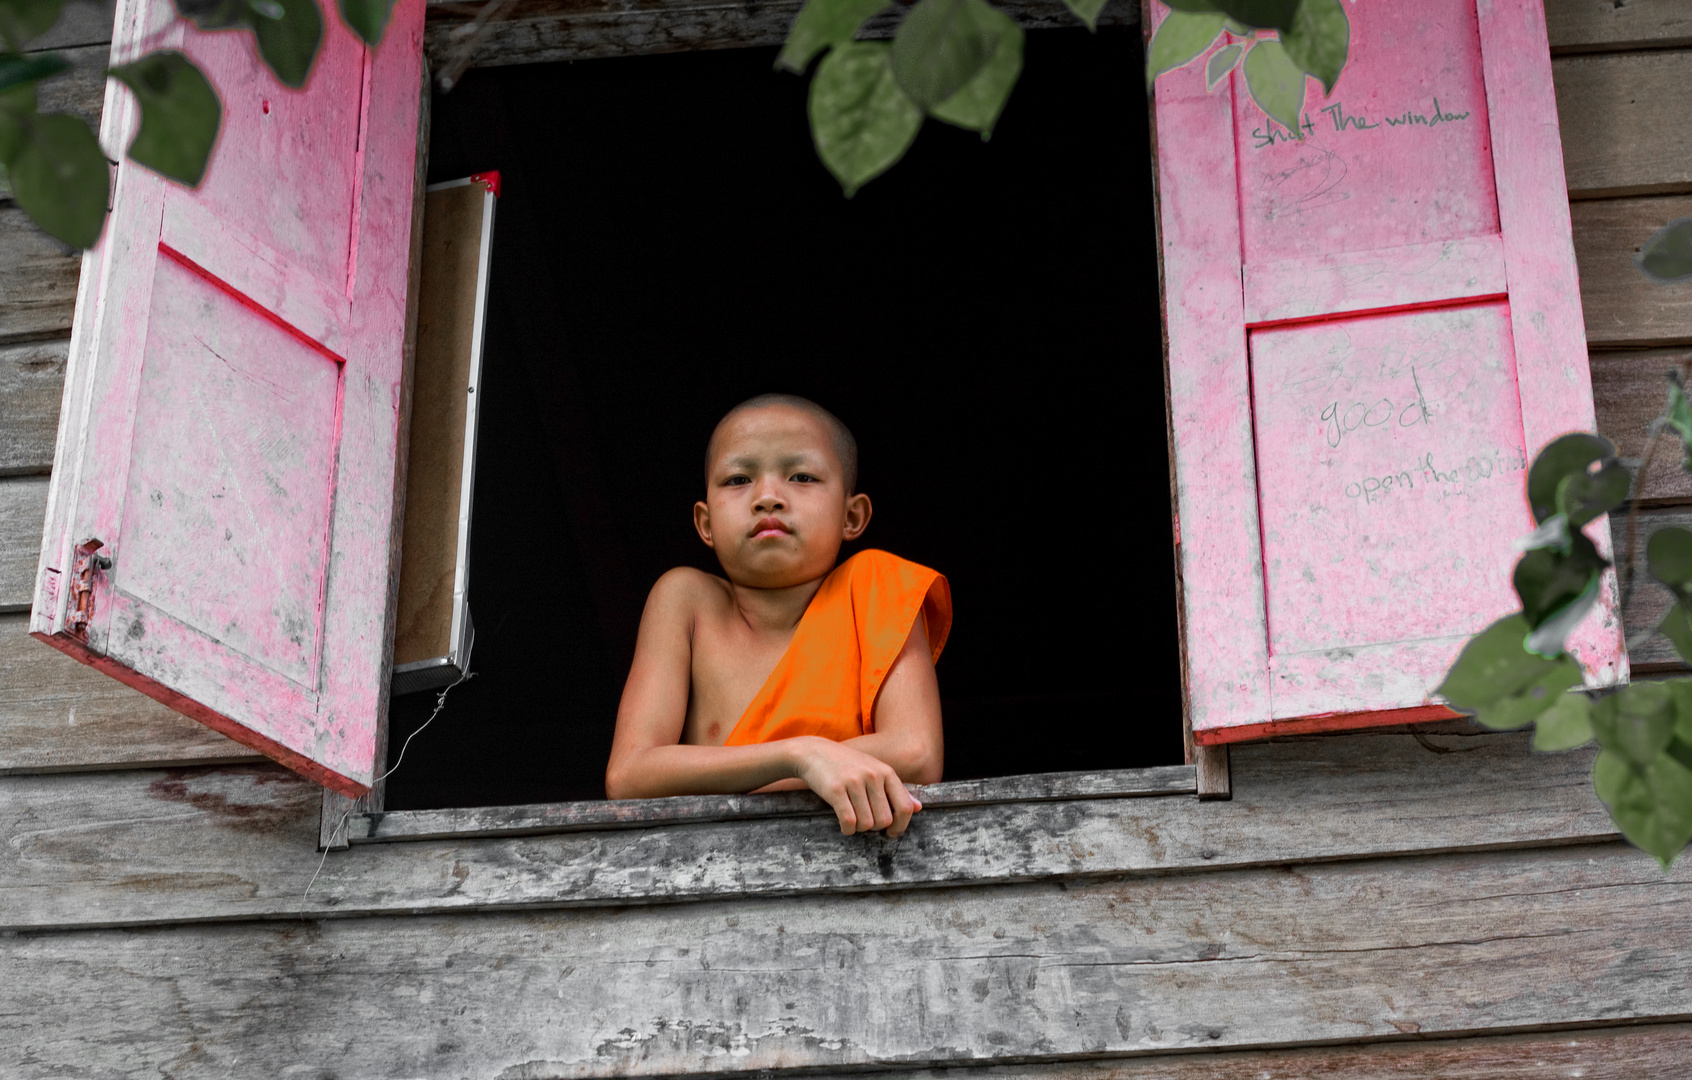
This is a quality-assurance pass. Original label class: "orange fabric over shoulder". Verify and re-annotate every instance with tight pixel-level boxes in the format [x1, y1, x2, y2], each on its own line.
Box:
[724, 549, 951, 746]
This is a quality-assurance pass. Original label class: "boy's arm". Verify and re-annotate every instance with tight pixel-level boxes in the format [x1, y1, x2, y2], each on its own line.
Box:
[604, 572, 923, 835]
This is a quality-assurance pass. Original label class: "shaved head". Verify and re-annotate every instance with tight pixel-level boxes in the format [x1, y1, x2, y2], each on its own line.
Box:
[706, 394, 859, 493]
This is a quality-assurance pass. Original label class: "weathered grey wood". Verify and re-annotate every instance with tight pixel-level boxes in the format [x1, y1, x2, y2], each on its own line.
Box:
[807, 1023, 1692, 1080]
[1573, 195, 1692, 348]
[0, 729, 1621, 930]
[1592, 346, 1692, 502]
[1193, 743, 1228, 799]
[0, 613, 260, 774]
[1612, 506, 1692, 668]
[1547, 0, 1692, 53]
[4, 842, 1686, 1078]
[28, 0, 115, 51]
[0, 206, 81, 344]
[0, 338, 65, 477]
[353, 766, 1198, 842]
[34, 44, 108, 129]
[1554, 50, 1692, 198]
[422, 0, 1136, 73]
[0, 477, 47, 610]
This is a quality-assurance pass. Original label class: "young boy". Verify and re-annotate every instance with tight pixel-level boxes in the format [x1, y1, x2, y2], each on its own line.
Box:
[605, 394, 950, 837]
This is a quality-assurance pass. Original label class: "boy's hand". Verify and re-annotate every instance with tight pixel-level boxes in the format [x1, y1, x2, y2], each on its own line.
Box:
[789, 737, 923, 837]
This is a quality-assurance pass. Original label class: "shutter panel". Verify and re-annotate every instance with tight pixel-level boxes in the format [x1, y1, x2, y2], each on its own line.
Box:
[28, 0, 427, 795]
[1154, 0, 1624, 744]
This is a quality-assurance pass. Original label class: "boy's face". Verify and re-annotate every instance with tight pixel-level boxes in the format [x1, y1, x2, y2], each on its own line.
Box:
[695, 405, 871, 589]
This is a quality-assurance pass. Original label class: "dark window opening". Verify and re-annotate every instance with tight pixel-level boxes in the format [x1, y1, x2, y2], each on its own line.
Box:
[387, 28, 1183, 810]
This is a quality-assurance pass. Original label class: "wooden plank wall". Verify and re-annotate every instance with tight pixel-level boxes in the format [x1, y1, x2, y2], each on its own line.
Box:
[3, 3, 1692, 1077]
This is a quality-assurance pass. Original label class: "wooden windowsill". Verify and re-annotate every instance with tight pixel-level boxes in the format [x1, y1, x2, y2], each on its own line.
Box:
[346, 765, 1197, 845]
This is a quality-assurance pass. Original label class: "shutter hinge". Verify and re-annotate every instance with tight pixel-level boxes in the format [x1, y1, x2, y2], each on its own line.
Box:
[66, 538, 111, 640]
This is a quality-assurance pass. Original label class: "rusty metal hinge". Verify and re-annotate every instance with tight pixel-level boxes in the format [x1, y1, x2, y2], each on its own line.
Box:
[66, 538, 110, 640]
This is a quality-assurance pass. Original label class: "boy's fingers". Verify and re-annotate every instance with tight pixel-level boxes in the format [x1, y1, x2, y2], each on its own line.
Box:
[825, 788, 858, 835]
[866, 782, 896, 832]
[886, 780, 914, 837]
[845, 784, 875, 835]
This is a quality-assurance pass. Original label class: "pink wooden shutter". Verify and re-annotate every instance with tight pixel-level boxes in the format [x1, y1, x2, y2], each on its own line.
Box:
[28, 0, 426, 795]
[1156, 0, 1624, 745]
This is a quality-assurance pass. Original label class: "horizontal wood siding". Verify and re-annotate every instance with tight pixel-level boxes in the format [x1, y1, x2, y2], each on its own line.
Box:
[1546, 0, 1692, 53]
[6, 841, 1687, 1078]
[0, 729, 1617, 930]
[0, 613, 257, 774]
[0, 206, 81, 344]
[0, 478, 47, 610]
[1573, 194, 1692, 348]
[0, 339, 65, 477]
[1591, 347, 1691, 502]
[1553, 49, 1692, 198]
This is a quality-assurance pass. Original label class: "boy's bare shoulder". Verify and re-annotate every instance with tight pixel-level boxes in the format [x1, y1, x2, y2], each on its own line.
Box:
[645, 566, 734, 621]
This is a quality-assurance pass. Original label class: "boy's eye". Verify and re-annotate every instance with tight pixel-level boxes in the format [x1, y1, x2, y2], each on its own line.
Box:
[725, 475, 750, 486]
[792, 473, 819, 483]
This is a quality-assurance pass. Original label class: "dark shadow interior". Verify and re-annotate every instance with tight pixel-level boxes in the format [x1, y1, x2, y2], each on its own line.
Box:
[385, 28, 1184, 810]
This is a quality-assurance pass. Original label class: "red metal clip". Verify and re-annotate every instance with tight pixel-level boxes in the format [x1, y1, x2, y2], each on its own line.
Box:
[66, 538, 110, 640]
[471, 170, 502, 198]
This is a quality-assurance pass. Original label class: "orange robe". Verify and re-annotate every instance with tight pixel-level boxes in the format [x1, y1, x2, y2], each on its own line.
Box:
[724, 549, 951, 746]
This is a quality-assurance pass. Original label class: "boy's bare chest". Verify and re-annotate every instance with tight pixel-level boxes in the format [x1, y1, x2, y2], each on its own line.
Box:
[684, 614, 795, 746]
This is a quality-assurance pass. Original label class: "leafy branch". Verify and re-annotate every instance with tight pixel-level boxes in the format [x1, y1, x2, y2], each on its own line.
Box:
[781, 0, 1354, 195]
[1438, 223, 1692, 870]
[0, 0, 399, 249]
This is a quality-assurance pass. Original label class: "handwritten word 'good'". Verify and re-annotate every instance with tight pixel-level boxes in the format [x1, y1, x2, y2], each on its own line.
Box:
[1319, 368, 1432, 449]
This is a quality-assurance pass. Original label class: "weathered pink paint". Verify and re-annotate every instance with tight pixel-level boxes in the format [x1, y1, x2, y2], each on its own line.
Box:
[1154, 0, 1622, 745]
[28, 0, 426, 795]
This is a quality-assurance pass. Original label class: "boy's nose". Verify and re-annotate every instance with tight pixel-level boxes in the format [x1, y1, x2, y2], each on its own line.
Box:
[753, 487, 786, 512]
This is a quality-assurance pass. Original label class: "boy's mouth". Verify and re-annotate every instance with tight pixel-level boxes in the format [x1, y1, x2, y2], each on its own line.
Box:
[751, 516, 792, 539]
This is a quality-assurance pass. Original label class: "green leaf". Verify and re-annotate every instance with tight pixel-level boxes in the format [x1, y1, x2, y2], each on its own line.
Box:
[0, 79, 29, 162]
[1212, 0, 1299, 32]
[928, 7, 1022, 138]
[1160, 0, 1219, 10]
[108, 52, 221, 187]
[1524, 574, 1600, 659]
[1517, 513, 1571, 554]
[809, 40, 922, 197]
[1664, 373, 1692, 470]
[1061, 0, 1109, 32]
[250, 0, 322, 88]
[1532, 690, 1594, 752]
[1554, 458, 1629, 529]
[1638, 217, 1692, 284]
[1242, 38, 1304, 134]
[1648, 527, 1692, 597]
[1437, 613, 1585, 730]
[1591, 682, 1677, 769]
[1658, 601, 1692, 665]
[1513, 534, 1606, 645]
[1145, 10, 1225, 90]
[776, 0, 889, 73]
[1279, 0, 1348, 95]
[0, 51, 71, 95]
[1205, 42, 1241, 90]
[339, 0, 397, 45]
[1592, 745, 1692, 869]
[1527, 433, 1615, 525]
[7, 111, 108, 248]
[890, 0, 1007, 111]
[0, 0, 66, 50]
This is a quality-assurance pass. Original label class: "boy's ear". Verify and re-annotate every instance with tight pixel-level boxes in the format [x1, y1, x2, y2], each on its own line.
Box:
[693, 501, 716, 548]
[842, 493, 872, 541]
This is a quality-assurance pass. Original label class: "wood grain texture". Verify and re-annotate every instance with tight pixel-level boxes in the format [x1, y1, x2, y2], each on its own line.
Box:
[35, 45, 109, 129]
[422, 0, 1135, 72]
[1546, 0, 1692, 52]
[354, 766, 1199, 842]
[28, 0, 116, 50]
[0, 206, 81, 344]
[1591, 347, 1692, 502]
[800, 1023, 1692, 1080]
[0, 728, 1620, 930]
[0, 338, 66, 477]
[0, 613, 258, 774]
[1554, 50, 1692, 198]
[4, 841, 1687, 1078]
[0, 478, 48, 611]
[1573, 195, 1692, 347]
